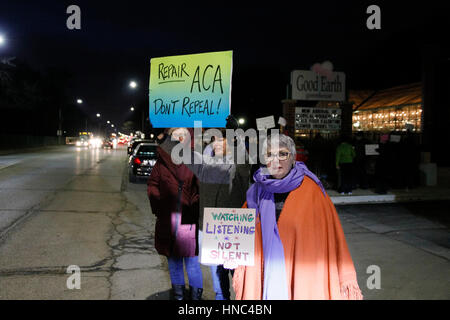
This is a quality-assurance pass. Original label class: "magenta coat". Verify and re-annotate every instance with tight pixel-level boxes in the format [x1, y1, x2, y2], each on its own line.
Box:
[147, 146, 199, 257]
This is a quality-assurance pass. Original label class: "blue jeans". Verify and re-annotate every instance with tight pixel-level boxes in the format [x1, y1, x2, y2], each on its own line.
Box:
[210, 264, 233, 300]
[167, 256, 203, 289]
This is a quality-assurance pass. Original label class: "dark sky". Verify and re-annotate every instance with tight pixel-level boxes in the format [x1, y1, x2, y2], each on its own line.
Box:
[0, 1, 449, 127]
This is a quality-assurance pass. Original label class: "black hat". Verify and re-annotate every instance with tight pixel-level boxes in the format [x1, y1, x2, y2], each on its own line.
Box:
[226, 115, 239, 130]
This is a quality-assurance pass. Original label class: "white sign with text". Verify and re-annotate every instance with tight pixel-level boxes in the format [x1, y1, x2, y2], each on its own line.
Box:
[201, 207, 256, 267]
[291, 70, 346, 101]
[256, 115, 276, 131]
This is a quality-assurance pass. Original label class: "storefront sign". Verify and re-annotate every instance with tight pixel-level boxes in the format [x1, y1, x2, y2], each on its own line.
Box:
[291, 70, 346, 101]
[295, 107, 341, 131]
[149, 51, 233, 128]
[201, 207, 256, 267]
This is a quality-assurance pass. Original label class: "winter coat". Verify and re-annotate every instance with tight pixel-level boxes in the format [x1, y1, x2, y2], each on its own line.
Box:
[159, 138, 250, 232]
[336, 142, 356, 167]
[233, 176, 363, 300]
[147, 146, 199, 257]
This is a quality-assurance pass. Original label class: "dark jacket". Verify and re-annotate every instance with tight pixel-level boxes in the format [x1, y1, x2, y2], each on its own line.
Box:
[160, 138, 251, 231]
[147, 146, 199, 257]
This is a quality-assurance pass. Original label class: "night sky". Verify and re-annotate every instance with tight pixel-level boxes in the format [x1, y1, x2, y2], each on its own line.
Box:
[0, 1, 449, 129]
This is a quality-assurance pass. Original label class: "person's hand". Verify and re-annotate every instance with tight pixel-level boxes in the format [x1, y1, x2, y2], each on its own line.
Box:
[156, 133, 167, 144]
[223, 259, 238, 270]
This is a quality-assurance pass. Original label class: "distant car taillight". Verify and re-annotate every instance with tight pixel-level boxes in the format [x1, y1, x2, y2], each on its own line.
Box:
[134, 157, 142, 165]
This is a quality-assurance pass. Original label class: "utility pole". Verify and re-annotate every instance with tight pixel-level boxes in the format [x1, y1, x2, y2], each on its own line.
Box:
[57, 107, 63, 144]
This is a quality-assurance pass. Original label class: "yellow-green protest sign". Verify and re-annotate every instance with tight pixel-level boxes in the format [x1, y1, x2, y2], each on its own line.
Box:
[149, 50, 232, 128]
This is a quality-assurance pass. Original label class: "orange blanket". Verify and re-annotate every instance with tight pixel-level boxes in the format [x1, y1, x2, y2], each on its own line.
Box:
[233, 176, 363, 300]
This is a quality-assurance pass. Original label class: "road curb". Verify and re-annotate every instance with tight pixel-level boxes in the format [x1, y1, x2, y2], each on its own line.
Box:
[331, 192, 450, 205]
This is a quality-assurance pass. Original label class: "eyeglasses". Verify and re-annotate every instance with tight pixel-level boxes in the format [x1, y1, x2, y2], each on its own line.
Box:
[266, 151, 291, 162]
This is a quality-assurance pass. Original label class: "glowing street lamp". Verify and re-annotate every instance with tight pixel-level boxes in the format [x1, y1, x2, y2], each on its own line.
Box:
[96, 113, 101, 118]
[107, 120, 110, 124]
[238, 118, 245, 125]
[111, 124, 114, 128]
[77, 99, 83, 104]
[130, 107, 135, 111]
[129, 81, 137, 89]
[0, 34, 5, 46]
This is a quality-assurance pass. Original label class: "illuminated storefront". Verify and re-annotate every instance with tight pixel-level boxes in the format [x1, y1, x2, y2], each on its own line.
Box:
[350, 82, 422, 132]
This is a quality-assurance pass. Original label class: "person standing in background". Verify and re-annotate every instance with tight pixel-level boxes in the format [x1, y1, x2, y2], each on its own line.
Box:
[353, 132, 369, 189]
[336, 135, 356, 195]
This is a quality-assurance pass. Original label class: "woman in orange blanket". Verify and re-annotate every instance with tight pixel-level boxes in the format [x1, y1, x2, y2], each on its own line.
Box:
[233, 134, 363, 300]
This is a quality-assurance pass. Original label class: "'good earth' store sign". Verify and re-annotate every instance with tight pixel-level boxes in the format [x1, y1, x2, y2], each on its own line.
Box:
[291, 70, 346, 101]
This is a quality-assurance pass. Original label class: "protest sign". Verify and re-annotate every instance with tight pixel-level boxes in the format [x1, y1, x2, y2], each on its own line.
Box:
[201, 207, 256, 267]
[149, 51, 233, 128]
[256, 115, 276, 131]
[390, 134, 401, 143]
[365, 144, 380, 155]
[278, 116, 287, 127]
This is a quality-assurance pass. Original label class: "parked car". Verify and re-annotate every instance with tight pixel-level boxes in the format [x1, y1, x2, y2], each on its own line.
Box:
[127, 139, 152, 156]
[128, 143, 158, 182]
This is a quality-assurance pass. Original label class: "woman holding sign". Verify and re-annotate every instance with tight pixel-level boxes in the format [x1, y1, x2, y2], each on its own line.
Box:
[158, 118, 251, 301]
[232, 134, 363, 300]
[147, 127, 203, 300]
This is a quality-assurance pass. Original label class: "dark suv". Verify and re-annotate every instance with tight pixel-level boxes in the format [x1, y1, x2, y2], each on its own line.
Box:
[128, 143, 158, 182]
[127, 139, 152, 156]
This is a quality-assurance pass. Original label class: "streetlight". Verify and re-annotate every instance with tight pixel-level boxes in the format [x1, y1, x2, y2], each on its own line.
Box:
[77, 99, 83, 104]
[129, 81, 137, 89]
[238, 118, 245, 125]
[129, 80, 143, 132]
[111, 124, 114, 128]
[107, 120, 110, 124]
[0, 34, 5, 46]
[96, 113, 101, 118]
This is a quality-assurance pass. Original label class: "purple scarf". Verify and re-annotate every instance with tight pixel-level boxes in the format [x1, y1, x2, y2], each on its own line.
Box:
[246, 161, 325, 299]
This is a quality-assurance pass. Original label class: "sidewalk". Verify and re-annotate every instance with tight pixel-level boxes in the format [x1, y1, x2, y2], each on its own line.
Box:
[328, 185, 450, 205]
[328, 167, 450, 205]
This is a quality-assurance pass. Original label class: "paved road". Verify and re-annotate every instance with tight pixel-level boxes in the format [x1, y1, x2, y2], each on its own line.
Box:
[0, 145, 169, 299]
[0, 146, 448, 299]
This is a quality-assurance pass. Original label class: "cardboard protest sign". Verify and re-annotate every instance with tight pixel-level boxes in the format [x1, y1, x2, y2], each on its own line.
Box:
[365, 144, 380, 155]
[149, 51, 233, 128]
[390, 134, 401, 143]
[278, 116, 287, 127]
[256, 115, 276, 131]
[201, 207, 256, 267]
